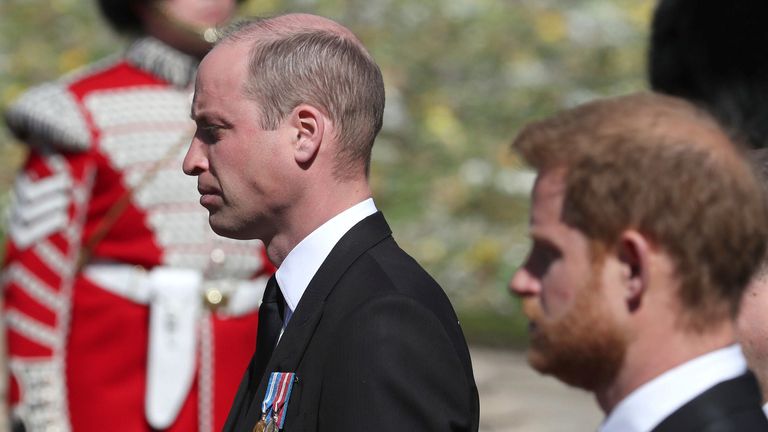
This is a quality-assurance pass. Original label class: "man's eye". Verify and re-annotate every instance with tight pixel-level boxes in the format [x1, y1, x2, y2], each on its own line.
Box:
[525, 242, 561, 279]
[198, 125, 222, 142]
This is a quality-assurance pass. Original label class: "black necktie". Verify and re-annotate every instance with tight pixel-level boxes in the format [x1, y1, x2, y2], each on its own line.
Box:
[251, 275, 284, 388]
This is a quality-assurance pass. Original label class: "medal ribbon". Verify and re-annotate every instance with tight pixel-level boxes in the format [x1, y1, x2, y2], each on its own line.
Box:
[261, 372, 280, 419]
[271, 372, 296, 429]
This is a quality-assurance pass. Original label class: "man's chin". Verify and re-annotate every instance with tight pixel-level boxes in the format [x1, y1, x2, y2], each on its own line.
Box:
[527, 347, 591, 390]
[207, 215, 265, 241]
[526, 334, 625, 392]
[526, 344, 554, 375]
[208, 217, 248, 240]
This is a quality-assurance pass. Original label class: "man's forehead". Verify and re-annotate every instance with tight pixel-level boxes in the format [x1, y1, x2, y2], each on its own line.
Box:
[202, 40, 250, 71]
[193, 42, 249, 105]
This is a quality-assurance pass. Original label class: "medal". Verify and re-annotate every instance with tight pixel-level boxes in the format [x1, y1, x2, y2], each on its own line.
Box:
[253, 414, 268, 432]
[253, 372, 296, 431]
[265, 417, 278, 432]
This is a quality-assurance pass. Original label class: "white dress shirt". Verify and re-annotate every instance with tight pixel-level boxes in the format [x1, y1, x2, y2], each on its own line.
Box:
[275, 198, 377, 327]
[600, 344, 748, 432]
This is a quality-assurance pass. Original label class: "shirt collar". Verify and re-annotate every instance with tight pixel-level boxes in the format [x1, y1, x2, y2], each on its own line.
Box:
[276, 198, 377, 314]
[125, 37, 199, 88]
[600, 344, 747, 432]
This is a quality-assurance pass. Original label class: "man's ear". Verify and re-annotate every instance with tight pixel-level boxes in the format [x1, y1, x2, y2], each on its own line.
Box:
[617, 230, 652, 312]
[291, 104, 325, 165]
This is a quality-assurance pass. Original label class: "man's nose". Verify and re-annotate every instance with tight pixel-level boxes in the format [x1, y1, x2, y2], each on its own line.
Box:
[508, 266, 540, 298]
[182, 137, 207, 176]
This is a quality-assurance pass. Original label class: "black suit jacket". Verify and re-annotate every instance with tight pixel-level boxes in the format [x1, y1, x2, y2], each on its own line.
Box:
[652, 372, 768, 432]
[224, 212, 480, 431]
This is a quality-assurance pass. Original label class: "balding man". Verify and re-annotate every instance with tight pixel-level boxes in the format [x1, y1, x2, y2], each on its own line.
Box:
[508, 93, 768, 431]
[182, 13, 479, 432]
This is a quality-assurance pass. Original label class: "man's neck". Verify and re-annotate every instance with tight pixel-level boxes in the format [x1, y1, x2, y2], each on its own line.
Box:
[596, 321, 735, 414]
[265, 180, 372, 268]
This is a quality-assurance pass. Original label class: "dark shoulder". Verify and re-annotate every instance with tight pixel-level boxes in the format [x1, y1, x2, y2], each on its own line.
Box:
[697, 409, 768, 432]
[654, 373, 768, 432]
[329, 237, 473, 366]
[333, 237, 458, 321]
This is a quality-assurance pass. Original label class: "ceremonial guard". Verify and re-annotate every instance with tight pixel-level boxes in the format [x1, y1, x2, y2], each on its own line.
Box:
[1, 1, 272, 431]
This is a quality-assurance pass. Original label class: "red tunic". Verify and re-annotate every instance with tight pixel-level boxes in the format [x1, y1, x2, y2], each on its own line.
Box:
[3, 37, 273, 432]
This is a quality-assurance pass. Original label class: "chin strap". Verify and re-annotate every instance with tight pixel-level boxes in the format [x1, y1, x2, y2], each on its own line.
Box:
[152, 2, 223, 43]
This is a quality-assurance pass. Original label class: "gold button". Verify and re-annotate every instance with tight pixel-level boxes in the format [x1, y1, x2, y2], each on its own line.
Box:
[203, 27, 219, 43]
[205, 288, 224, 306]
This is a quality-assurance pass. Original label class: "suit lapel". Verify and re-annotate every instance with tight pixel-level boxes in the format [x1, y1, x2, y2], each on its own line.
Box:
[240, 212, 392, 430]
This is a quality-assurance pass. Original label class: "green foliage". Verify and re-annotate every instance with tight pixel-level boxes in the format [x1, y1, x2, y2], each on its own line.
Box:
[458, 305, 531, 348]
[0, 0, 654, 345]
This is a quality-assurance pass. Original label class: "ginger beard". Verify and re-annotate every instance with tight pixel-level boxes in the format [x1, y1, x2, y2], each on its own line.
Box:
[522, 257, 628, 391]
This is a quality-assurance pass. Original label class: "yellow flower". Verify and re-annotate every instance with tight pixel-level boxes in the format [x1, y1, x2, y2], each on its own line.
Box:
[534, 9, 566, 44]
[425, 103, 466, 151]
[627, 1, 655, 27]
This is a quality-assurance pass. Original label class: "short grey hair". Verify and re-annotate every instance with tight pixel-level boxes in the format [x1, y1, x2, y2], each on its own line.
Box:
[218, 16, 385, 179]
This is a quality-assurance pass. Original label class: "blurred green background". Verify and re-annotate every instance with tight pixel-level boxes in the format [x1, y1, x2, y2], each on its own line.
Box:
[0, 0, 654, 346]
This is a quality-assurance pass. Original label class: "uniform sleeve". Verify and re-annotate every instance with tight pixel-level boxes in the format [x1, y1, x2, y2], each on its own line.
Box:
[319, 295, 475, 432]
[2, 146, 96, 427]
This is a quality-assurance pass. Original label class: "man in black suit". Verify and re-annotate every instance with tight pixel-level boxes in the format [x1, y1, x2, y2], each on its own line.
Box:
[649, 0, 768, 150]
[182, 13, 479, 432]
[508, 92, 768, 431]
[649, 0, 768, 416]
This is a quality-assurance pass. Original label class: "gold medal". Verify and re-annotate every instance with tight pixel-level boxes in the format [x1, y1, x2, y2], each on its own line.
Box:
[265, 418, 278, 432]
[253, 415, 267, 432]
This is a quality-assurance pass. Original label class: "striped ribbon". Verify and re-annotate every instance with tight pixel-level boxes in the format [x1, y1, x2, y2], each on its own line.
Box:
[261, 373, 280, 418]
[272, 372, 296, 429]
[260, 372, 296, 430]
